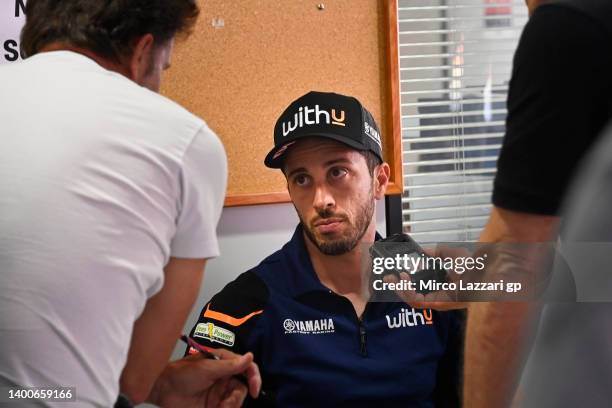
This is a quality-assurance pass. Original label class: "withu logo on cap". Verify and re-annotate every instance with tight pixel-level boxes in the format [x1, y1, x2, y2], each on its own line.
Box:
[282, 105, 346, 137]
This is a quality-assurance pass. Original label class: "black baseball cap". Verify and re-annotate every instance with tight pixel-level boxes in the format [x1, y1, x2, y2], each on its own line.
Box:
[264, 91, 384, 168]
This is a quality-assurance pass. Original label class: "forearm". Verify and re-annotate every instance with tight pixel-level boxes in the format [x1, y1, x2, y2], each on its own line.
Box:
[120, 258, 206, 404]
[464, 301, 542, 407]
[121, 289, 202, 404]
[464, 207, 557, 407]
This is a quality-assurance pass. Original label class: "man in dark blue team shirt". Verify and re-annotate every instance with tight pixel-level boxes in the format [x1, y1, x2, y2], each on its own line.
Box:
[186, 91, 462, 407]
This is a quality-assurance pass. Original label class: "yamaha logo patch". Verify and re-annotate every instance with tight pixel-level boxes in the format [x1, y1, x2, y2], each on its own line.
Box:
[283, 318, 335, 335]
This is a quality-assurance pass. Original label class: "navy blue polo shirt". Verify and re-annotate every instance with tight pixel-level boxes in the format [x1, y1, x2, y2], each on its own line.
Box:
[187, 225, 462, 407]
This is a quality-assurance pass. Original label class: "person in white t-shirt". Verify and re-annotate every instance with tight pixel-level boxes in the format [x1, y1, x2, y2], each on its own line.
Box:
[0, 1, 261, 407]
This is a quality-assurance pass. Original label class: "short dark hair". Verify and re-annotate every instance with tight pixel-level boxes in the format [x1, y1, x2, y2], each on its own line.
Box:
[362, 150, 382, 177]
[20, 0, 199, 62]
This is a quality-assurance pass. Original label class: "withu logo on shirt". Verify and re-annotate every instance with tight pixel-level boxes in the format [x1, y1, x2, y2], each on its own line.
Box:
[282, 105, 346, 136]
[386, 308, 433, 329]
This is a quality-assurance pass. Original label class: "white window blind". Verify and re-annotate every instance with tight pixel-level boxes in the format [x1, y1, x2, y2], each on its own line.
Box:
[398, 0, 528, 242]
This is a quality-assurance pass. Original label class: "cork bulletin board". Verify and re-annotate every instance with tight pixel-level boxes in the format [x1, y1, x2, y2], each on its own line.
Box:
[162, 0, 401, 206]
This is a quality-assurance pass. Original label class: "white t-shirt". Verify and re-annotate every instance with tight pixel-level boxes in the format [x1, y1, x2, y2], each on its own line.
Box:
[0, 51, 227, 407]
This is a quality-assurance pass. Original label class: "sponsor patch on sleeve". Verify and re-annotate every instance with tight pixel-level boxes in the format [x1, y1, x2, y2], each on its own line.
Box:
[193, 322, 236, 347]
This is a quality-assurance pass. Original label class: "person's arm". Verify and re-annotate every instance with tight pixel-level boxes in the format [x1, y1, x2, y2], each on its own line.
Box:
[466, 6, 606, 404]
[463, 207, 558, 408]
[121, 125, 229, 404]
[119, 257, 206, 403]
[185, 271, 268, 358]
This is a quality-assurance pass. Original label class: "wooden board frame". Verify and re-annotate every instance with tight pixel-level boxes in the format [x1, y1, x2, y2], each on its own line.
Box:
[382, 0, 403, 197]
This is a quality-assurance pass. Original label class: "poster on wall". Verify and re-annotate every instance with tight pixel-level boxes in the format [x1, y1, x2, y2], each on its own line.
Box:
[1, 0, 26, 65]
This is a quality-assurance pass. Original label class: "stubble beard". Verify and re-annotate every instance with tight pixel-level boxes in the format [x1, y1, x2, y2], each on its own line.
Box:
[300, 188, 376, 256]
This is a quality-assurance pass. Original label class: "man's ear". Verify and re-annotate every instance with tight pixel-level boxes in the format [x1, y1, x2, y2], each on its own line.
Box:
[128, 34, 155, 84]
[373, 162, 390, 200]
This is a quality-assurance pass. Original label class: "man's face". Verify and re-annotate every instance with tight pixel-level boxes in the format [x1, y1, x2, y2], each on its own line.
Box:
[139, 38, 174, 92]
[284, 138, 378, 256]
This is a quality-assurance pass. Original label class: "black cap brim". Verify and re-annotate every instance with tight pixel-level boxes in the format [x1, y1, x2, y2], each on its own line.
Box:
[264, 133, 375, 168]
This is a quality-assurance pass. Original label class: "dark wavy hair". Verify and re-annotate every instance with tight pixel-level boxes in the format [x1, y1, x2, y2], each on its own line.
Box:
[20, 0, 199, 62]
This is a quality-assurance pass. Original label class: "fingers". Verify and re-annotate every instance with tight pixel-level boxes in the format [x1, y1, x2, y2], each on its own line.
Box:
[385, 272, 466, 311]
[209, 349, 261, 398]
[422, 247, 436, 257]
[201, 350, 254, 381]
[206, 377, 247, 408]
[244, 359, 262, 398]
[218, 378, 249, 408]
[384, 273, 424, 305]
[430, 243, 471, 259]
[206, 377, 232, 407]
